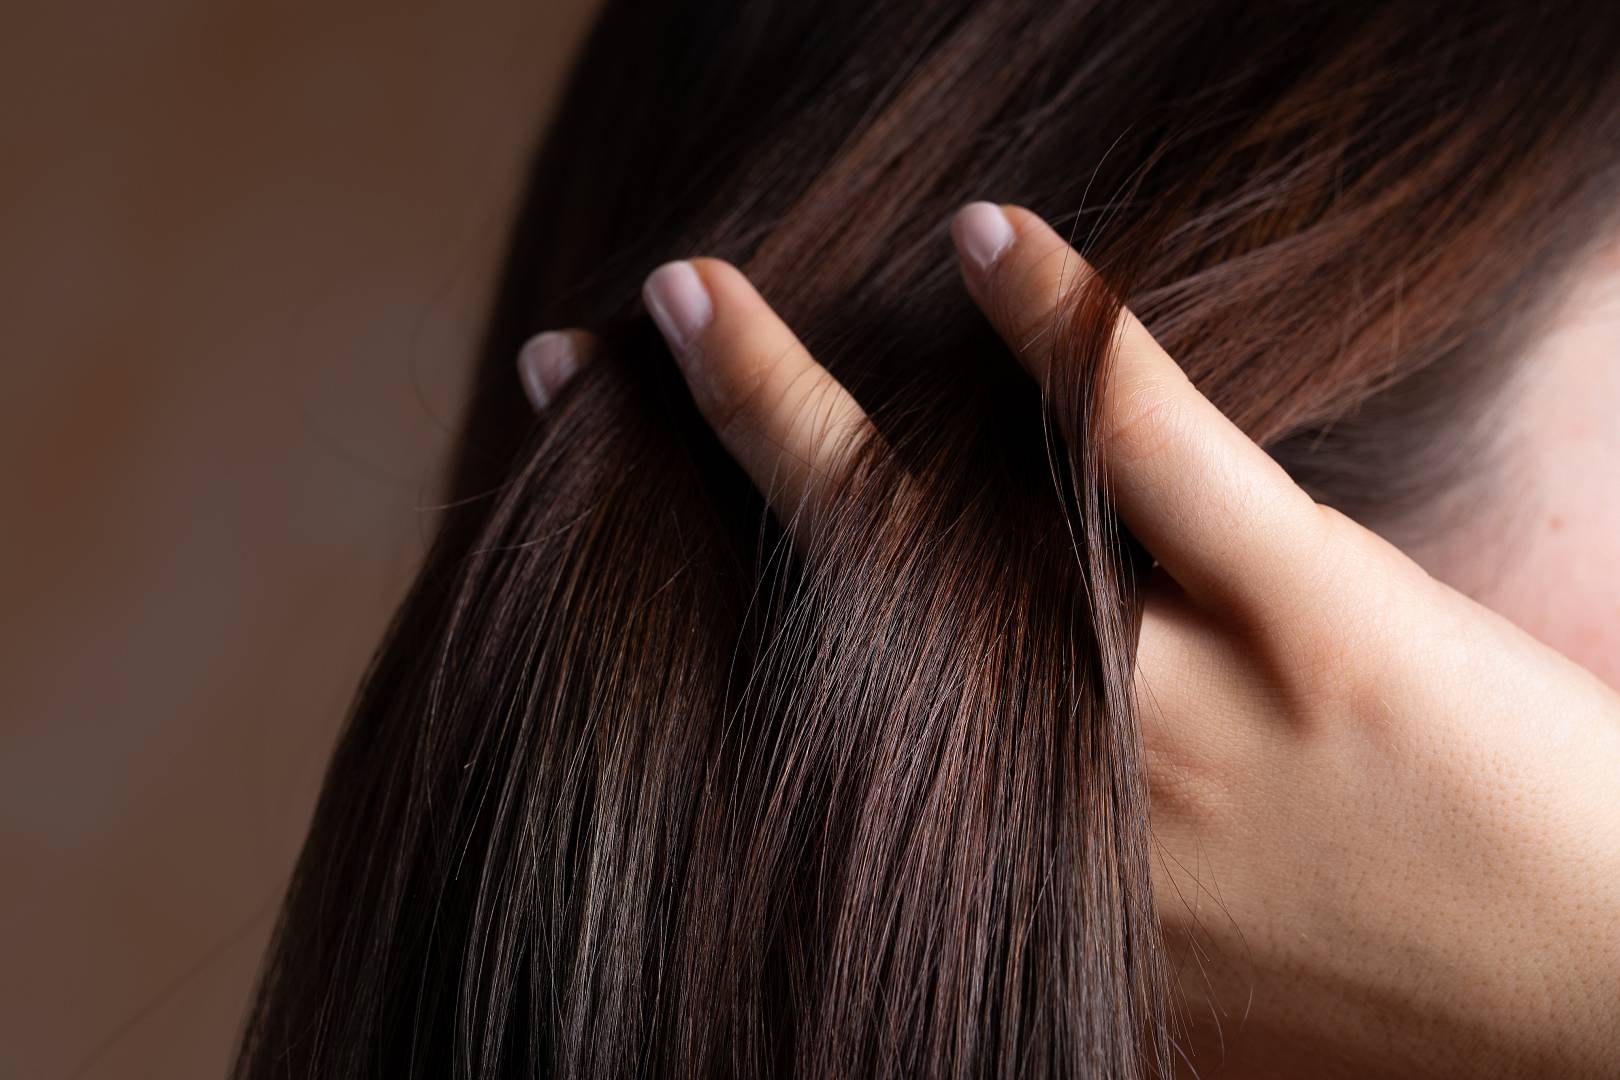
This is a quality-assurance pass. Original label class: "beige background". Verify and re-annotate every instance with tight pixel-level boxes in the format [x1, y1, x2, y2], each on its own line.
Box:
[0, 1, 598, 1075]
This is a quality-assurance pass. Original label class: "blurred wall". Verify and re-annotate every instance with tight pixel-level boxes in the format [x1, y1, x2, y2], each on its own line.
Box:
[0, 1, 598, 1075]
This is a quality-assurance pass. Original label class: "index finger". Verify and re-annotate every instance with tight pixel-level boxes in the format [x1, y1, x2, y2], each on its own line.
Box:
[950, 202, 1330, 620]
[643, 257, 875, 545]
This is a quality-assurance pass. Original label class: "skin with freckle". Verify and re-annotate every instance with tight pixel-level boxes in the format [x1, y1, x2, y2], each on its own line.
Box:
[1411, 243, 1620, 687]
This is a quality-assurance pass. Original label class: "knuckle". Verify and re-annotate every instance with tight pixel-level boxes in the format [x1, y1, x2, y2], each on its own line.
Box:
[1143, 727, 1235, 825]
[1255, 504, 1433, 723]
[1140, 699, 1258, 861]
[1248, 504, 1345, 628]
[1262, 514, 1362, 675]
[1102, 382, 1185, 468]
[695, 343, 771, 445]
[988, 275, 1058, 365]
[1136, 656, 1246, 826]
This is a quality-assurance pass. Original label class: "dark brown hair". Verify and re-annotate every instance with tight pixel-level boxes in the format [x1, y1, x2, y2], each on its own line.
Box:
[234, 2, 1620, 1076]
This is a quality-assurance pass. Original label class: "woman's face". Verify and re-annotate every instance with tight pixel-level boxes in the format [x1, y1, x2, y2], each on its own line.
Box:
[1418, 239, 1620, 688]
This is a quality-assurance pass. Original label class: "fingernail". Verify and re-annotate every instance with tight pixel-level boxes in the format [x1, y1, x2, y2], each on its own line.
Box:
[642, 261, 713, 353]
[517, 331, 582, 410]
[951, 202, 1015, 274]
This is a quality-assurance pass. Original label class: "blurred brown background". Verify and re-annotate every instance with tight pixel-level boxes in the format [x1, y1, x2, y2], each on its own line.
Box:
[0, 1, 598, 1075]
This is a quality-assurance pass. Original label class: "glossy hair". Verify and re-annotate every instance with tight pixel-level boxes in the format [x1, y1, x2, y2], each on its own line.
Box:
[235, 2, 1620, 1077]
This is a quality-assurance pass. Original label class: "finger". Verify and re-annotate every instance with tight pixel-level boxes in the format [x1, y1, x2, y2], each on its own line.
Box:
[1135, 582, 1270, 743]
[950, 201, 1330, 621]
[642, 258, 874, 539]
[517, 329, 595, 410]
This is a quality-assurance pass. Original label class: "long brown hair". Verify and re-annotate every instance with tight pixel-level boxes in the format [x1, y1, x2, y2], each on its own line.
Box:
[234, 2, 1620, 1076]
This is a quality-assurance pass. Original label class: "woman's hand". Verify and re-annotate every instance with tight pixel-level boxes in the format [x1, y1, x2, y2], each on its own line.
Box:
[518, 204, 1620, 1077]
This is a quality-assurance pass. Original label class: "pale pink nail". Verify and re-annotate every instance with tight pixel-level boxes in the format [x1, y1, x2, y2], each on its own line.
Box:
[951, 202, 1015, 274]
[642, 261, 713, 354]
[517, 331, 582, 410]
